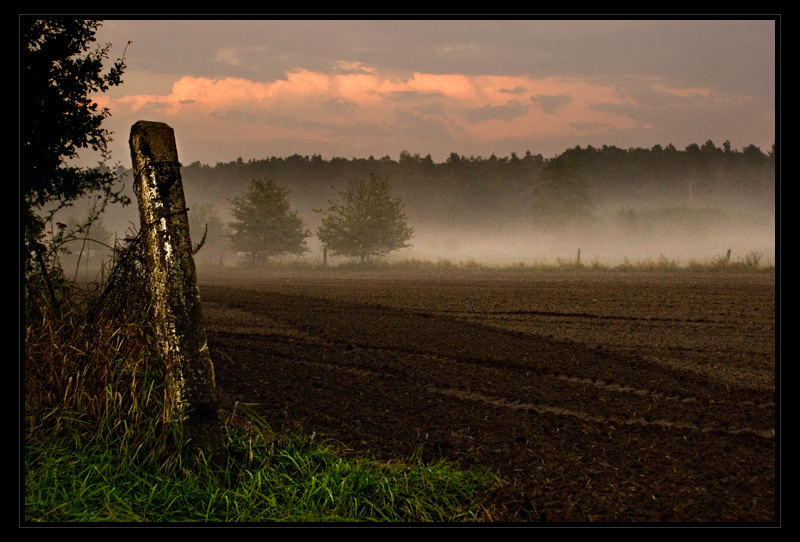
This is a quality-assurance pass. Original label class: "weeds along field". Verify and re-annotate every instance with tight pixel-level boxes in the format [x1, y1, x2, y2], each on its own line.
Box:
[198, 268, 776, 523]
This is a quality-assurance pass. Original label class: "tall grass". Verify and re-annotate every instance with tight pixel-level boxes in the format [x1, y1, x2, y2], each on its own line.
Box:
[24, 234, 498, 523]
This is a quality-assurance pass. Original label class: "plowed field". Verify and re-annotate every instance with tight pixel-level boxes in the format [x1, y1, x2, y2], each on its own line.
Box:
[198, 268, 777, 523]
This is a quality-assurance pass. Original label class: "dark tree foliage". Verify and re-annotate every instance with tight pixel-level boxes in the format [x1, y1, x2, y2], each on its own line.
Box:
[227, 178, 311, 266]
[22, 19, 127, 313]
[531, 155, 593, 226]
[178, 140, 774, 236]
[316, 175, 414, 263]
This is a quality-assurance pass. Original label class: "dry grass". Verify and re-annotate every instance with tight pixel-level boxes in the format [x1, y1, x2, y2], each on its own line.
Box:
[24, 231, 165, 440]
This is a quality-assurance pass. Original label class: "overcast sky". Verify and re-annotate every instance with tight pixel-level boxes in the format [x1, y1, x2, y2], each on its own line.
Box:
[87, 18, 777, 167]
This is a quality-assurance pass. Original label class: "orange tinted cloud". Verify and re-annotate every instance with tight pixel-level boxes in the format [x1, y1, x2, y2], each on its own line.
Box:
[401, 73, 474, 97]
[105, 68, 731, 161]
[652, 82, 713, 98]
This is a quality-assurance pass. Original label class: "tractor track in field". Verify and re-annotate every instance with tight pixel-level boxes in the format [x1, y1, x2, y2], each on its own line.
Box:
[211, 325, 775, 441]
[199, 269, 777, 523]
[439, 307, 723, 324]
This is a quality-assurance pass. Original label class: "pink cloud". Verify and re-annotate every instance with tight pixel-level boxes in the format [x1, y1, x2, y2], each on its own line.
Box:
[99, 68, 743, 164]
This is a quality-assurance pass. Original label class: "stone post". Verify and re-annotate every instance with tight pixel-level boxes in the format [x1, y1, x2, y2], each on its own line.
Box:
[129, 121, 221, 456]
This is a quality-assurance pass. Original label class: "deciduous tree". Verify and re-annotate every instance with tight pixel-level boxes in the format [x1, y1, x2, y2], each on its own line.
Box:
[316, 175, 413, 263]
[227, 178, 311, 266]
[22, 19, 127, 315]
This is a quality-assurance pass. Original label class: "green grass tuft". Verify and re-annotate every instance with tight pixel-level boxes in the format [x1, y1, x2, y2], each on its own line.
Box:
[25, 410, 495, 523]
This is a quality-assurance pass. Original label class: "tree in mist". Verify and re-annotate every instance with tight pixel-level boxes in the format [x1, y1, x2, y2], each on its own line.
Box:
[316, 175, 414, 264]
[22, 19, 128, 315]
[188, 202, 229, 265]
[227, 178, 311, 266]
[530, 155, 592, 226]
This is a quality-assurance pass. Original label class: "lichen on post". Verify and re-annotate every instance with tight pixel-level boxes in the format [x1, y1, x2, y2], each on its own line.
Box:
[129, 120, 221, 456]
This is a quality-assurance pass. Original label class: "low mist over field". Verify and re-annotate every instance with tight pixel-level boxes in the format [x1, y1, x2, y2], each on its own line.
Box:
[72, 143, 775, 272]
[87, 196, 777, 269]
[69, 203, 776, 272]
[404, 208, 775, 268]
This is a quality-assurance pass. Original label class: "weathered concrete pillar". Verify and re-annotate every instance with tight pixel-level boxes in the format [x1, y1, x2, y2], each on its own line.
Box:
[129, 121, 221, 456]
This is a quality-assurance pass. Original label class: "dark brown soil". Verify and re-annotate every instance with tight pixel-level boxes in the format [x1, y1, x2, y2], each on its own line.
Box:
[197, 268, 777, 524]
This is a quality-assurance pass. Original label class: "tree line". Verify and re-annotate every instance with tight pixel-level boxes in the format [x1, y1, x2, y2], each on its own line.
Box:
[181, 141, 775, 226]
[176, 139, 774, 266]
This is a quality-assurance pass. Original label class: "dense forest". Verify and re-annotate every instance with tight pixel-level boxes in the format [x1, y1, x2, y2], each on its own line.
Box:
[101, 139, 775, 267]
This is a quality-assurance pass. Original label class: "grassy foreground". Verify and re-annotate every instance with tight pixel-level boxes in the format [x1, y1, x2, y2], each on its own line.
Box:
[25, 415, 495, 523]
[24, 244, 498, 524]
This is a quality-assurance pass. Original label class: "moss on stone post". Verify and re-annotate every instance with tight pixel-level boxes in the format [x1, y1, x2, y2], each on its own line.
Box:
[129, 120, 221, 457]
